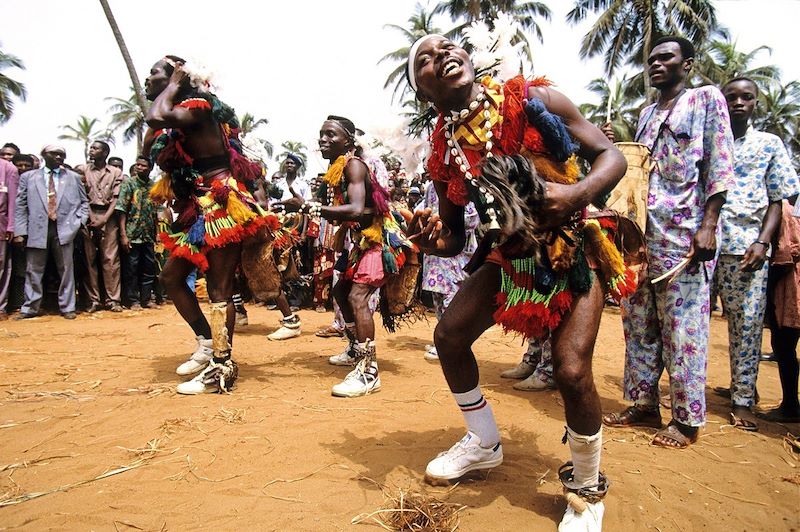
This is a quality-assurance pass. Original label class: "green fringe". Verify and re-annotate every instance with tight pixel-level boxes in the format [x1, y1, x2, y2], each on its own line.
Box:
[567, 245, 593, 293]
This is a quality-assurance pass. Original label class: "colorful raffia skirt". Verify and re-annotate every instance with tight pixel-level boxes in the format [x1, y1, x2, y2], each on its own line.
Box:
[488, 213, 641, 340]
[159, 172, 280, 271]
[344, 211, 415, 286]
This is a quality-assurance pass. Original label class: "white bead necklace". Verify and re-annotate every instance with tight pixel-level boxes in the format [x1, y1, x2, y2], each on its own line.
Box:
[441, 84, 500, 230]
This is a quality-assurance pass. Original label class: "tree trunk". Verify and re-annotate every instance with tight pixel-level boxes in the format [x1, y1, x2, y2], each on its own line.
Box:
[98, 0, 148, 114]
[135, 126, 143, 155]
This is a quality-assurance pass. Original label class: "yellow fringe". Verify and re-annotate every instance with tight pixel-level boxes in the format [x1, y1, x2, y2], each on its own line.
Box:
[529, 154, 579, 185]
[226, 192, 256, 224]
[583, 220, 626, 281]
[149, 175, 173, 203]
[323, 155, 348, 189]
[547, 230, 577, 272]
[360, 220, 384, 245]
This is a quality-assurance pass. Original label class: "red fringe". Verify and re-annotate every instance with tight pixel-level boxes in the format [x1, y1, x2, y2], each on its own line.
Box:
[176, 98, 212, 110]
[597, 216, 617, 232]
[492, 282, 573, 340]
[229, 148, 261, 183]
[155, 130, 193, 170]
[159, 232, 209, 271]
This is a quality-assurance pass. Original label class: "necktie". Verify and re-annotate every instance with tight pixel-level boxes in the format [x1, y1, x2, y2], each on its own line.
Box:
[48, 171, 57, 221]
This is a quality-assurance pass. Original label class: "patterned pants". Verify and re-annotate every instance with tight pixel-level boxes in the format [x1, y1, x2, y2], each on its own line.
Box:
[715, 255, 768, 407]
[621, 264, 713, 427]
[523, 336, 554, 383]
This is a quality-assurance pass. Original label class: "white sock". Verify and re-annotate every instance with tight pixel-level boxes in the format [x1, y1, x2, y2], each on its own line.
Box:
[565, 426, 602, 489]
[453, 386, 500, 447]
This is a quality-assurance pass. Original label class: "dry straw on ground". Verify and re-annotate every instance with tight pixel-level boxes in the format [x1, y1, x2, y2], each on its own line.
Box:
[352, 486, 466, 532]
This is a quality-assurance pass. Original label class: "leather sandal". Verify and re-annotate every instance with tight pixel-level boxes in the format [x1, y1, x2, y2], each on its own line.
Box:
[602, 406, 662, 428]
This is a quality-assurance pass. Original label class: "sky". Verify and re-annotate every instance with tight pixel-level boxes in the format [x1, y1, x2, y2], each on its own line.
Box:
[2, 0, 798, 175]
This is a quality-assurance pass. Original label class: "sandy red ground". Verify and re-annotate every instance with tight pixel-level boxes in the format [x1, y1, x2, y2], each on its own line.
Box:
[0, 305, 797, 531]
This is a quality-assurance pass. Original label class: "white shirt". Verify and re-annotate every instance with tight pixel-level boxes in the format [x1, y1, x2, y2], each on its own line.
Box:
[273, 176, 311, 202]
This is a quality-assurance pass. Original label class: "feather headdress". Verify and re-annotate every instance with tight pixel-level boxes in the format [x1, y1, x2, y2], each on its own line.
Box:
[463, 11, 527, 83]
[180, 58, 218, 93]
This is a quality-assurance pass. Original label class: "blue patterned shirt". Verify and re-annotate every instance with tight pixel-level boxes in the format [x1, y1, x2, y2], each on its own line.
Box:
[719, 127, 800, 255]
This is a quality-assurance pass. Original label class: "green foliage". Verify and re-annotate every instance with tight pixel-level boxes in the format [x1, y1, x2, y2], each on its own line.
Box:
[238, 112, 273, 158]
[58, 115, 114, 160]
[379, 3, 443, 104]
[106, 89, 147, 153]
[566, 0, 719, 80]
[0, 44, 27, 123]
[276, 140, 308, 176]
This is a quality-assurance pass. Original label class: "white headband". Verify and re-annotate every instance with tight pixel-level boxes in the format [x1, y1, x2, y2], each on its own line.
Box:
[406, 34, 444, 92]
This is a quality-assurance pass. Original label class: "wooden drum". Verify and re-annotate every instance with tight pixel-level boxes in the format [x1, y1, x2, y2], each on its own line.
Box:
[607, 142, 651, 232]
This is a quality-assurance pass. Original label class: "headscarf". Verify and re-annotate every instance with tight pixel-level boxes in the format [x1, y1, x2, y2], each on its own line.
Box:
[41, 144, 66, 156]
[285, 153, 303, 167]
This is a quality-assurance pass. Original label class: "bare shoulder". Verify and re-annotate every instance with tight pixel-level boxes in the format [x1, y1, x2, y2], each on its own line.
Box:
[527, 85, 581, 121]
[344, 157, 368, 181]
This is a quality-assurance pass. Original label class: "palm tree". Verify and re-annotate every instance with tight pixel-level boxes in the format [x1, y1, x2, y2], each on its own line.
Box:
[238, 112, 274, 158]
[753, 80, 800, 171]
[578, 76, 643, 141]
[0, 45, 27, 123]
[106, 90, 146, 154]
[276, 141, 308, 175]
[434, 0, 551, 44]
[566, 0, 719, 95]
[692, 35, 780, 90]
[239, 113, 269, 136]
[98, 0, 147, 113]
[379, 3, 442, 103]
[58, 116, 113, 160]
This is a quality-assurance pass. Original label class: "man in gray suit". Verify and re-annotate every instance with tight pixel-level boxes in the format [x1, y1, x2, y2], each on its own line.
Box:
[12, 145, 89, 319]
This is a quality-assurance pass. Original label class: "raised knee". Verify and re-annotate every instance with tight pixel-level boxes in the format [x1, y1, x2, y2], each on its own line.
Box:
[159, 270, 179, 290]
[434, 319, 462, 355]
[554, 363, 592, 396]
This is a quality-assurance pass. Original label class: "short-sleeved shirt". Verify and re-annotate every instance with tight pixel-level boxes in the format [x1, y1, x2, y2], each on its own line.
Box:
[719, 128, 800, 255]
[83, 163, 123, 208]
[636, 86, 735, 276]
[272, 177, 311, 202]
[115, 176, 157, 244]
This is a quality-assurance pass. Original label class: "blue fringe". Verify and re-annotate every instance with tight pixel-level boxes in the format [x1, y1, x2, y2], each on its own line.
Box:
[382, 247, 398, 274]
[524, 98, 579, 162]
[187, 214, 206, 246]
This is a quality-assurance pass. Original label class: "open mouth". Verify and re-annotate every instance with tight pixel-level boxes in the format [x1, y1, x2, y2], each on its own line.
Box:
[439, 58, 461, 78]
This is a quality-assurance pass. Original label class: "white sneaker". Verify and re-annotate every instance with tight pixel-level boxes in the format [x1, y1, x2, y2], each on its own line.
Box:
[176, 336, 213, 375]
[425, 432, 503, 481]
[267, 315, 301, 341]
[267, 325, 301, 340]
[176, 359, 238, 395]
[558, 500, 604, 532]
[331, 358, 380, 397]
[501, 359, 536, 379]
[328, 344, 359, 366]
[424, 346, 439, 361]
[513, 372, 556, 391]
[236, 312, 249, 326]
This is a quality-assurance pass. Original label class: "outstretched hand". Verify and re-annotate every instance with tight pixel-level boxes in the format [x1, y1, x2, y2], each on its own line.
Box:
[406, 208, 449, 252]
[277, 196, 304, 212]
